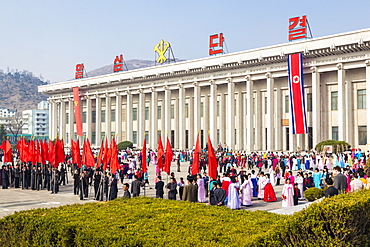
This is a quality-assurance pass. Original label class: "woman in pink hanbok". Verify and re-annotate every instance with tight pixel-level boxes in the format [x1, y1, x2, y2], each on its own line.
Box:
[241, 175, 253, 206]
[197, 174, 206, 203]
[281, 178, 294, 207]
[227, 176, 241, 209]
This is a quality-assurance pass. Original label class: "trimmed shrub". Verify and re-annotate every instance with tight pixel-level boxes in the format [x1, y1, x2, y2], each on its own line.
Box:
[117, 140, 133, 150]
[315, 140, 351, 153]
[304, 187, 325, 201]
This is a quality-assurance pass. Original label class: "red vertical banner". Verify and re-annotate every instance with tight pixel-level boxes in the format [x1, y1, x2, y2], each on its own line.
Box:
[73, 87, 83, 136]
[207, 136, 218, 180]
[75, 63, 84, 79]
[287, 53, 308, 134]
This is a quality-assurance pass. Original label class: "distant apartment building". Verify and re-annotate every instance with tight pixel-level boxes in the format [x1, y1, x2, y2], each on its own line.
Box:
[22, 101, 49, 137]
[0, 107, 16, 126]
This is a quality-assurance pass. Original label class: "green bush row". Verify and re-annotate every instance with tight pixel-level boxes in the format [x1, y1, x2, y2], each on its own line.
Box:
[1, 189, 370, 246]
[315, 139, 351, 153]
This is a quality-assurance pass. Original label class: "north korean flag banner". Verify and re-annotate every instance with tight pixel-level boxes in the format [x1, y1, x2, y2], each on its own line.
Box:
[287, 53, 308, 134]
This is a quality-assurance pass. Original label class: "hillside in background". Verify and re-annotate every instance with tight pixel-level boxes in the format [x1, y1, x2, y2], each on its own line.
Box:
[0, 70, 49, 112]
[87, 58, 185, 77]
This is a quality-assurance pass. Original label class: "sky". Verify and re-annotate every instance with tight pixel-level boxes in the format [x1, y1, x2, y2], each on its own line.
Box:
[0, 0, 370, 83]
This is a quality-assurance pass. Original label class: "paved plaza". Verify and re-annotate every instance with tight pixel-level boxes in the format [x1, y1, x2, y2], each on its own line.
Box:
[0, 161, 311, 218]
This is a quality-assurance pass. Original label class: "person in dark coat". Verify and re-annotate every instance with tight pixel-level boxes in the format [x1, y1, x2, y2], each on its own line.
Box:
[123, 183, 131, 198]
[183, 177, 198, 202]
[131, 175, 143, 197]
[214, 182, 226, 206]
[14, 165, 21, 188]
[325, 178, 339, 197]
[2, 166, 9, 189]
[166, 178, 178, 200]
[21, 165, 27, 189]
[93, 170, 101, 200]
[30, 166, 37, 190]
[79, 172, 89, 200]
[99, 172, 109, 201]
[59, 164, 67, 185]
[108, 175, 118, 200]
[36, 166, 43, 191]
[210, 181, 218, 205]
[44, 167, 52, 191]
[73, 169, 80, 195]
[25, 165, 31, 189]
[51, 168, 59, 194]
[333, 166, 347, 193]
[155, 176, 165, 198]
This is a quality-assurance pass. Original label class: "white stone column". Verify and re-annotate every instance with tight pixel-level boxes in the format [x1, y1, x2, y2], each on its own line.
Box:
[266, 72, 275, 151]
[366, 60, 370, 144]
[275, 87, 282, 151]
[178, 83, 185, 149]
[188, 95, 194, 148]
[219, 93, 226, 145]
[345, 81, 353, 146]
[164, 86, 171, 140]
[204, 95, 210, 146]
[337, 63, 346, 141]
[255, 90, 262, 151]
[193, 82, 201, 142]
[246, 75, 253, 152]
[96, 96, 102, 144]
[138, 89, 145, 147]
[289, 103, 297, 152]
[105, 95, 112, 140]
[209, 80, 217, 145]
[227, 78, 235, 150]
[126, 91, 133, 142]
[150, 87, 158, 149]
[59, 101, 66, 140]
[68, 99, 74, 144]
[311, 67, 321, 146]
[237, 92, 244, 150]
[115, 93, 122, 142]
[86, 96, 92, 141]
[49, 100, 55, 139]
[174, 97, 179, 149]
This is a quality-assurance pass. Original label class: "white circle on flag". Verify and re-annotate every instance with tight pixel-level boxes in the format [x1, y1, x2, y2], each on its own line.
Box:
[293, 75, 300, 84]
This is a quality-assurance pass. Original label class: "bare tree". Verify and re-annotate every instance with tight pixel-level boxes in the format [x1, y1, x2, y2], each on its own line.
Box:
[6, 113, 27, 141]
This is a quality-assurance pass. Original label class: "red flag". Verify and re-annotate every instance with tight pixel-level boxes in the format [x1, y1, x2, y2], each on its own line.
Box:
[42, 139, 49, 164]
[207, 136, 218, 180]
[83, 138, 95, 168]
[103, 138, 110, 171]
[164, 137, 173, 175]
[142, 138, 147, 173]
[97, 140, 104, 168]
[55, 139, 65, 166]
[157, 137, 164, 170]
[36, 140, 43, 164]
[48, 140, 56, 167]
[110, 139, 119, 175]
[192, 134, 201, 175]
[1, 140, 12, 163]
[73, 87, 83, 136]
[71, 139, 81, 168]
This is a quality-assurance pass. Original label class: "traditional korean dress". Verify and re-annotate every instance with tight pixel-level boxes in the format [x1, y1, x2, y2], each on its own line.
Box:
[263, 179, 277, 202]
[241, 179, 253, 206]
[227, 182, 241, 209]
[197, 178, 206, 203]
[281, 183, 294, 207]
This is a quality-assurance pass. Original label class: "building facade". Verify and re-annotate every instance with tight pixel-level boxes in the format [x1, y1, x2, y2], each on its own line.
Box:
[39, 28, 370, 151]
[22, 102, 49, 137]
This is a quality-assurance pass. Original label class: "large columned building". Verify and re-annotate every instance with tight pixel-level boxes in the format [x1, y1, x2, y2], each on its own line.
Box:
[39, 28, 370, 151]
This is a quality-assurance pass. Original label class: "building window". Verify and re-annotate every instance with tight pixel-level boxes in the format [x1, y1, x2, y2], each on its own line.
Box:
[332, 126, 339, 141]
[217, 129, 220, 144]
[133, 108, 137, 121]
[285, 95, 290, 113]
[101, 132, 105, 139]
[234, 129, 237, 145]
[111, 109, 115, 122]
[92, 132, 96, 144]
[234, 100, 237, 116]
[185, 103, 189, 118]
[145, 107, 149, 120]
[101, 110, 106, 122]
[133, 131, 137, 144]
[265, 97, 267, 114]
[357, 89, 366, 109]
[82, 112, 87, 123]
[200, 102, 204, 117]
[307, 93, 312, 112]
[92, 111, 96, 123]
[66, 113, 69, 124]
[331, 91, 338, 110]
[145, 131, 149, 143]
[111, 132, 115, 138]
[359, 126, 367, 145]
[171, 104, 175, 119]
[217, 101, 220, 117]
[157, 106, 161, 119]
[253, 98, 255, 114]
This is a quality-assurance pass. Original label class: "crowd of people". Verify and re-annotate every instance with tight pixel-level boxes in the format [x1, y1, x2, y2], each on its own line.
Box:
[1, 146, 370, 210]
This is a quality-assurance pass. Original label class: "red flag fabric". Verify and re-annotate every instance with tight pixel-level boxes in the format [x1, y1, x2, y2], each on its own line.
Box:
[157, 137, 164, 170]
[97, 140, 104, 168]
[48, 140, 56, 167]
[83, 138, 95, 168]
[29, 140, 36, 164]
[73, 87, 83, 136]
[1, 140, 12, 163]
[110, 139, 119, 175]
[103, 138, 110, 171]
[164, 137, 173, 175]
[71, 139, 81, 168]
[192, 134, 201, 175]
[207, 136, 218, 180]
[36, 140, 43, 164]
[55, 139, 65, 166]
[142, 138, 147, 173]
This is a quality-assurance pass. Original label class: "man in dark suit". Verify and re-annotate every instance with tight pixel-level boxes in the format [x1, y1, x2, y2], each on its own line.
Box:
[183, 177, 198, 202]
[333, 166, 347, 193]
[214, 182, 226, 206]
[155, 176, 165, 198]
[123, 183, 131, 198]
[131, 175, 143, 197]
[325, 178, 338, 197]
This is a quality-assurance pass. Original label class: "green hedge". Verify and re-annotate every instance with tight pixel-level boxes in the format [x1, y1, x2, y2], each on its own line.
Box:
[117, 140, 133, 150]
[1, 190, 370, 246]
[315, 140, 351, 153]
[304, 187, 325, 201]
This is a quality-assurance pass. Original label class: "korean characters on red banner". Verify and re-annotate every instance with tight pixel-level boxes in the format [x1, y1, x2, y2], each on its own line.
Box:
[114, 54, 123, 72]
[75, 63, 84, 79]
[209, 33, 224, 55]
[288, 15, 307, 41]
